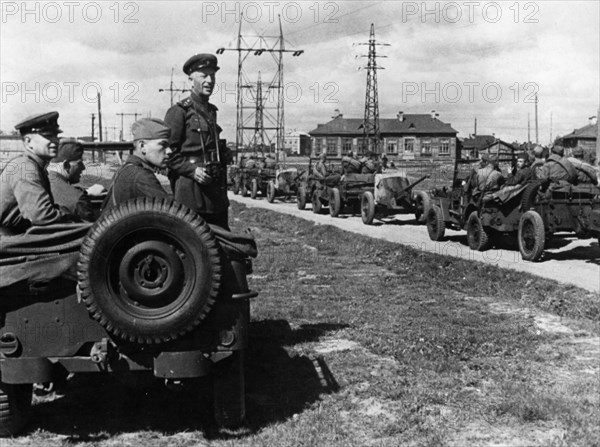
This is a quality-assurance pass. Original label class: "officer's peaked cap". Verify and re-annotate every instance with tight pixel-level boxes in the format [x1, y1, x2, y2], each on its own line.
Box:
[183, 53, 220, 75]
[15, 111, 62, 135]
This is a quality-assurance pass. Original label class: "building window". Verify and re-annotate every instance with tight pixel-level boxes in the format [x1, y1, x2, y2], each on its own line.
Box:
[421, 140, 432, 156]
[326, 137, 337, 155]
[440, 139, 450, 155]
[386, 139, 398, 154]
[342, 138, 353, 154]
[404, 138, 415, 153]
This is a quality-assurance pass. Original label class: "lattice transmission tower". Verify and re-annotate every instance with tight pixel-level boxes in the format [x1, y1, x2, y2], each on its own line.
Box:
[356, 24, 389, 154]
[217, 15, 303, 161]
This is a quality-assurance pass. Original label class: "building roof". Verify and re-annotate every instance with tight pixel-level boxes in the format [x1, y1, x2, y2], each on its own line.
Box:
[478, 139, 517, 153]
[561, 123, 597, 141]
[309, 115, 457, 136]
[461, 135, 496, 150]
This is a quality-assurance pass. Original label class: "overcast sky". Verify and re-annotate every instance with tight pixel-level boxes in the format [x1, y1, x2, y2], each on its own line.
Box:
[1, 0, 598, 144]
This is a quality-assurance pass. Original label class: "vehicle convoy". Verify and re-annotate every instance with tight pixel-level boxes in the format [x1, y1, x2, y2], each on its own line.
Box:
[426, 157, 600, 261]
[328, 171, 430, 225]
[0, 198, 258, 436]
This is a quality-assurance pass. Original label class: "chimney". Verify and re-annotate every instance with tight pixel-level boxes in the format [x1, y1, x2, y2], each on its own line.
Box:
[431, 110, 437, 119]
[397, 111, 404, 122]
[332, 109, 343, 119]
[589, 115, 597, 126]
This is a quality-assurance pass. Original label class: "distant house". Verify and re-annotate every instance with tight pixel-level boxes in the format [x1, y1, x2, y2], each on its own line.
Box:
[459, 135, 496, 159]
[308, 111, 458, 160]
[477, 139, 517, 158]
[558, 118, 598, 161]
[283, 131, 312, 156]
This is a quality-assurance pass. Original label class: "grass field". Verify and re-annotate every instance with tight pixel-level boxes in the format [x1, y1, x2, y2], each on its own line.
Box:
[10, 201, 599, 447]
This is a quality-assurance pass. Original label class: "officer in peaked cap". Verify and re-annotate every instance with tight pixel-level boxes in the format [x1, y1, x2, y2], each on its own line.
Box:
[164, 53, 232, 230]
[0, 111, 78, 234]
[102, 118, 173, 213]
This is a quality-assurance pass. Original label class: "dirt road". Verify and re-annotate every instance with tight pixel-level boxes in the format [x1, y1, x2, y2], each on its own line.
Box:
[230, 193, 600, 293]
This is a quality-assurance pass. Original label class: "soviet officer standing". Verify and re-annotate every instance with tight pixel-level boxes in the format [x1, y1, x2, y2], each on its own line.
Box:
[0, 112, 76, 235]
[164, 53, 231, 229]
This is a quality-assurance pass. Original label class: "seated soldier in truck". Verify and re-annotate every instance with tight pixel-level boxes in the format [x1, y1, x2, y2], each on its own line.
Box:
[567, 147, 598, 185]
[538, 145, 578, 184]
[0, 112, 79, 235]
[102, 118, 172, 213]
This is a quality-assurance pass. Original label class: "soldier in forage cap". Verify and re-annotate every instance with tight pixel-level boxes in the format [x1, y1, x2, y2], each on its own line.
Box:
[0, 111, 79, 234]
[538, 144, 577, 184]
[164, 53, 232, 230]
[102, 118, 172, 213]
[505, 152, 533, 186]
[47, 138, 98, 222]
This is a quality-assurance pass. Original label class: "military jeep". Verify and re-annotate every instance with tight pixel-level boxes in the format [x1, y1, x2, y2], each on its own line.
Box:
[0, 198, 257, 436]
[516, 181, 600, 261]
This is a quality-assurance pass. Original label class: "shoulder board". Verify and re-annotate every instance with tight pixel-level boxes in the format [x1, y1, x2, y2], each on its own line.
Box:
[177, 97, 193, 109]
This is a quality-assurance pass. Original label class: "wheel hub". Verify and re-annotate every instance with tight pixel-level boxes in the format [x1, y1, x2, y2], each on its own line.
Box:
[119, 240, 185, 306]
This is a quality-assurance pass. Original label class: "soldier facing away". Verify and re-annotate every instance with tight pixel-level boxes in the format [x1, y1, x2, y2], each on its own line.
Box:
[567, 147, 598, 185]
[164, 53, 232, 230]
[538, 145, 578, 184]
[0, 112, 77, 235]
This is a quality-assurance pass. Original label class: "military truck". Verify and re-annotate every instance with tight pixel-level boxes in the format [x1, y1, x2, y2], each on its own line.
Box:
[517, 181, 600, 261]
[427, 156, 600, 261]
[0, 198, 257, 436]
[426, 157, 516, 249]
[296, 157, 342, 213]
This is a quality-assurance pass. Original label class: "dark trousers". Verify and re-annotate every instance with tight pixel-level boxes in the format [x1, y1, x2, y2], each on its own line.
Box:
[172, 176, 230, 230]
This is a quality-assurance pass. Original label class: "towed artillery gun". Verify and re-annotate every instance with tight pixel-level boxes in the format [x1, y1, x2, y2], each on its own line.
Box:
[328, 171, 430, 225]
[266, 167, 304, 203]
[0, 198, 258, 436]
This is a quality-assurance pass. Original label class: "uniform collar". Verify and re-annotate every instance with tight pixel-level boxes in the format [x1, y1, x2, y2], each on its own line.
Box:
[191, 91, 218, 112]
[126, 154, 157, 171]
[24, 148, 50, 169]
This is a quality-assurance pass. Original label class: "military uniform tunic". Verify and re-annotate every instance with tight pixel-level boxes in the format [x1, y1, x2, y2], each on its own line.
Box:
[539, 154, 578, 184]
[164, 92, 229, 228]
[0, 152, 73, 234]
[49, 171, 95, 221]
[102, 155, 169, 213]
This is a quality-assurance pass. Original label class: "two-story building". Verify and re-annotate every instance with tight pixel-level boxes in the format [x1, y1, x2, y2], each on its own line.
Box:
[308, 111, 459, 160]
[283, 131, 312, 156]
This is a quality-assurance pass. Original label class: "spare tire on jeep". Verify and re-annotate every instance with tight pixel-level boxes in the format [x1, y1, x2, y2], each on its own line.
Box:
[77, 198, 222, 344]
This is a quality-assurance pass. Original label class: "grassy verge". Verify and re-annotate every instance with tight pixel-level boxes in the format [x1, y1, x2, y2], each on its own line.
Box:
[231, 202, 599, 446]
[18, 201, 599, 447]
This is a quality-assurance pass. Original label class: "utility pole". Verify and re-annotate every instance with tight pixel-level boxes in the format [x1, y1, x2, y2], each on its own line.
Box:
[90, 113, 96, 162]
[159, 67, 190, 107]
[474, 117, 477, 136]
[217, 14, 303, 162]
[97, 92, 104, 162]
[527, 113, 531, 144]
[535, 93, 539, 144]
[549, 112, 553, 145]
[596, 107, 600, 167]
[116, 112, 140, 141]
[357, 23, 389, 154]
[97, 93, 103, 142]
